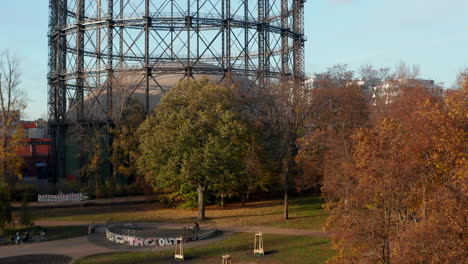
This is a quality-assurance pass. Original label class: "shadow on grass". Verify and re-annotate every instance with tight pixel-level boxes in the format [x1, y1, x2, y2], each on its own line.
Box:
[33, 196, 326, 226]
[204, 207, 325, 222]
[288, 214, 328, 220]
[265, 249, 279, 255]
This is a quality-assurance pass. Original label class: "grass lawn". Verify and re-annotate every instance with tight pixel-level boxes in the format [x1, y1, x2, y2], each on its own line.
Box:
[31, 196, 327, 230]
[2, 225, 88, 245]
[76, 232, 335, 264]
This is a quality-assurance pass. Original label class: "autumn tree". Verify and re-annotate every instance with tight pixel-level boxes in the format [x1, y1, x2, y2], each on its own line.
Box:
[296, 65, 370, 194]
[392, 73, 467, 263]
[138, 79, 255, 220]
[0, 52, 26, 187]
[323, 82, 467, 264]
[76, 124, 109, 198]
[76, 73, 147, 196]
[109, 98, 145, 192]
[258, 78, 313, 219]
[0, 52, 26, 234]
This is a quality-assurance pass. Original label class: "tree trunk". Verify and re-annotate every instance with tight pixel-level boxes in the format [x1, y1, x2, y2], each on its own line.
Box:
[197, 185, 205, 220]
[283, 171, 289, 220]
[422, 185, 427, 219]
[220, 191, 225, 210]
[2, 135, 8, 185]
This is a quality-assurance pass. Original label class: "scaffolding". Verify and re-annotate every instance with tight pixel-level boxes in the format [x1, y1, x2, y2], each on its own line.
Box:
[48, 0, 305, 179]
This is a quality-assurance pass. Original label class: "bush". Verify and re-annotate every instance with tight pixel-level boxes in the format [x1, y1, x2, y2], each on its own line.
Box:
[56, 180, 81, 194]
[20, 192, 34, 227]
[0, 182, 12, 236]
[10, 183, 38, 202]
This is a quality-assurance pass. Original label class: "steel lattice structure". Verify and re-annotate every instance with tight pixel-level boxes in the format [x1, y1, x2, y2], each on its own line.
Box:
[48, 0, 305, 179]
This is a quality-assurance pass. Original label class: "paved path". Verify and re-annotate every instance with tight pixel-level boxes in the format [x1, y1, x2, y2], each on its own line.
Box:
[35, 220, 330, 237]
[0, 233, 227, 263]
[0, 221, 329, 263]
[0, 236, 113, 262]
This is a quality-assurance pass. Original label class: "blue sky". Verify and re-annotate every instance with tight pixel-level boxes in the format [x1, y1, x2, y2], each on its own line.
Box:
[0, 0, 467, 119]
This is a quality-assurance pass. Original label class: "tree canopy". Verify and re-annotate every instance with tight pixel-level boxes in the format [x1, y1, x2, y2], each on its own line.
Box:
[297, 68, 467, 264]
[138, 79, 255, 220]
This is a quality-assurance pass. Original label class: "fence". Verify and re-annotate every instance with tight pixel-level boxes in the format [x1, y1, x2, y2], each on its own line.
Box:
[37, 193, 88, 203]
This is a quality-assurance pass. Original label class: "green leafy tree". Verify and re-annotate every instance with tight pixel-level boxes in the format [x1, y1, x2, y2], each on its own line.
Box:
[138, 79, 253, 220]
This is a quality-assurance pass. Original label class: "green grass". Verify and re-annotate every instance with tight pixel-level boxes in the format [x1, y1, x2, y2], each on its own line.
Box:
[76, 233, 335, 264]
[32, 196, 327, 231]
[41, 225, 88, 240]
[2, 225, 88, 244]
[265, 197, 327, 230]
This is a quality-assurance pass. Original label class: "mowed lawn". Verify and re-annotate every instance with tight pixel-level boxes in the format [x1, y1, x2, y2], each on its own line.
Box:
[75, 232, 334, 264]
[32, 196, 327, 230]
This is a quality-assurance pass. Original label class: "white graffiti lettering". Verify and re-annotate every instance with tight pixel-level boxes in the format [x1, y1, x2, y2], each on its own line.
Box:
[106, 229, 188, 247]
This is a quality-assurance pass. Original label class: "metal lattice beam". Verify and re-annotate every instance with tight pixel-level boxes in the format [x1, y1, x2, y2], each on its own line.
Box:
[48, 0, 305, 179]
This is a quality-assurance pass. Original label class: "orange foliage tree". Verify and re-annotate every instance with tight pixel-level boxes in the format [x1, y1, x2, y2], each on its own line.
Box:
[321, 80, 467, 264]
[296, 65, 370, 193]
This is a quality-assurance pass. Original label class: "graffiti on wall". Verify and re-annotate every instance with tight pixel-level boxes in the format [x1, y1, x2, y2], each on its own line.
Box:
[106, 230, 198, 247]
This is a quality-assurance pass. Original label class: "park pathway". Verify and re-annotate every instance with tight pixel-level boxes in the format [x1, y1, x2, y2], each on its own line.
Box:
[0, 233, 228, 262]
[0, 236, 113, 261]
[0, 221, 329, 263]
[151, 222, 330, 238]
[35, 220, 330, 237]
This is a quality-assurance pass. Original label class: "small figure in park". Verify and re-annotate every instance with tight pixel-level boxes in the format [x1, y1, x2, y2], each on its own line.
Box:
[23, 231, 30, 243]
[88, 222, 96, 234]
[14, 232, 21, 244]
[40, 228, 47, 241]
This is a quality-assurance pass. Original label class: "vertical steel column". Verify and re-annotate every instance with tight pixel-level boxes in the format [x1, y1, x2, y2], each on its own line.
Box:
[257, 0, 265, 87]
[57, 0, 67, 121]
[48, 0, 58, 122]
[119, 0, 124, 68]
[221, 0, 225, 75]
[97, 0, 102, 88]
[48, 0, 59, 181]
[226, 0, 232, 81]
[197, 0, 200, 59]
[244, 0, 249, 77]
[76, 0, 85, 121]
[186, 0, 192, 78]
[281, 0, 289, 77]
[170, 0, 174, 61]
[264, 0, 270, 84]
[293, 0, 305, 85]
[144, 0, 151, 112]
[55, 0, 68, 180]
[107, 0, 114, 119]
